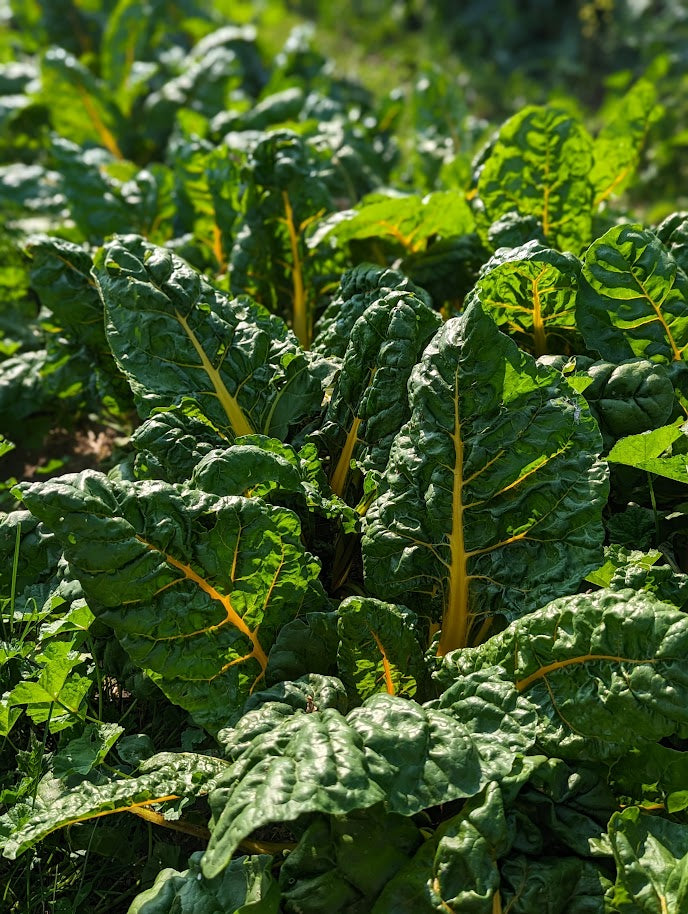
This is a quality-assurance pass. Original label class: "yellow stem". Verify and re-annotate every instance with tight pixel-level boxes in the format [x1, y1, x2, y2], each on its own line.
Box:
[282, 191, 309, 349]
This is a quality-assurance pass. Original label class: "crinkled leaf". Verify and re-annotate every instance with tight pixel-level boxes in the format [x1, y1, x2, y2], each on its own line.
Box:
[191, 436, 356, 530]
[362, 300, 607, 654]
[128, 850, 280, 914]
[578, 224, 688, 364]
[315, 289, 441, 496]
[17, 470, 327, 732]
[336, 596, 428, 701]
[202, 685, 536, 878]
[131, 409, 228, 483]
[311, 262, 432, 360]
[586, 545, 661, 587]
[609, 807, 688, 913]
[477, 106, 594, 253]
[500, 856, 609, 914]
[281, 807, 422, 913]
[264, 611, 340, 686]
[466, 241, 581, 356]
[52, 722, 124, 778]
[94, 235, 323, 441]
[26, 234, 103, 347]
[582, 359, 676, 448]
[0, 751, 227, 860]
[440, 588, 688, 760]
[655, 211, 688, 276]
[372, 782, 508, 914]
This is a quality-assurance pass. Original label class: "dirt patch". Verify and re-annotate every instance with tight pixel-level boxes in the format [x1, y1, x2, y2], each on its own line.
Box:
[1, 421, 121, 485]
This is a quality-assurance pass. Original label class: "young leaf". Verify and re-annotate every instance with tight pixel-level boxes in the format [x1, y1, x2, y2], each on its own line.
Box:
[311, 262, 432, 360]
[94, 235, 323, 441]
[202, 686, 535, 879]
[466, 241, 581, 356]
[608, 807, 688, 914]
[362, 300, 607, 654]
[128, 850, 280, 914]
[606, 421, 688, 483]
[17, 471, 328, 732]
[477, 106, 594, 253]
[315, 289, 441, 497]
[578, 224, 688, 364]
[336, 596, 428, 700]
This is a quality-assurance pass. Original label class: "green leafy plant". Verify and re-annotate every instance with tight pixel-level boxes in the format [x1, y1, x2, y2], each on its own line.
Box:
[2, 5, 688, 912]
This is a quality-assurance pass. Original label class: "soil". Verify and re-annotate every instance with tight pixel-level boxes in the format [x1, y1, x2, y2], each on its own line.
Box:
[1, 420, 121, 486]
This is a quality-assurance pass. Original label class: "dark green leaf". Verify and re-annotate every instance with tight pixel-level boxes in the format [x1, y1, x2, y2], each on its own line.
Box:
[362, 300, 607, 654]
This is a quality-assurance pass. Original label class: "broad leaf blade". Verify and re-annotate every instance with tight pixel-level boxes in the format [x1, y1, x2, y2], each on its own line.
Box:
[591, 79, 661, 206]
[467, 241, 581, 356]
[316, 288, 441, 496]
[94, 235, 323, 441]
[609, 807, 688, 914]
[578, 224, 688, 364]
[0, 752, 227, 860]
[336, 596, 428, 701]
[362, 300, 607, 654]
[441, 588, 688, 760]
[477, 106, 594, 253]
[202, 686, 535, 878]
[17, 471, 327, 732]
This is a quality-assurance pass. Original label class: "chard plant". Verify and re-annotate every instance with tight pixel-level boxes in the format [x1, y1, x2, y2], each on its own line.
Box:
[1, 5, 688, 913]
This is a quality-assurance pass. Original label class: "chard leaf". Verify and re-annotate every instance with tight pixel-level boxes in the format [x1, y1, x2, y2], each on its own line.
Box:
[0, 751, 227, 860]
[362, 300, 607, 654]
[607, 423, 688, 483]
[591, 79, 661, 206]
[202, 686, 536, 878]
[586, 546, 663, 589]
[371, 782, 508, 913]
[264, 611, 340, 686]
[336, 596, 428, 701]
[94, 236, 323, 441]
[499, 856, 609, 914]
[279, 808, 422, 913]
[466, 241, 581, 357]
[655, 211, 688, 276]
[311, 262, 432, 360]
[315, 288, 441, 496]
[41, 47, 125, 159]
[131, 410, 228, 483]
[26, 235, 102, 348]
[191, 436, 356, 530]
[579, 224, 688, 364]
[441, 589, 688, 760]
[17, 471, 327, 732]
[310, 190, 474, 253]
[609, 807, 688, 913]
[128, 851, 280, 914]
[582, 359, 676, 447]
[477, 106, 594, 253]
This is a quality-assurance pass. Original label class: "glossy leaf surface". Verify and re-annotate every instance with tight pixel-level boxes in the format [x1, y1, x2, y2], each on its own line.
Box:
[363, 300, 607, 653]
[18, 471, 327, 732]
[578, 224, 688, 364]
[94, 235, 323, 440]
[467, 241, 581, 356]
[477, 106, 594, 253]
[441, 588, 688, 760]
